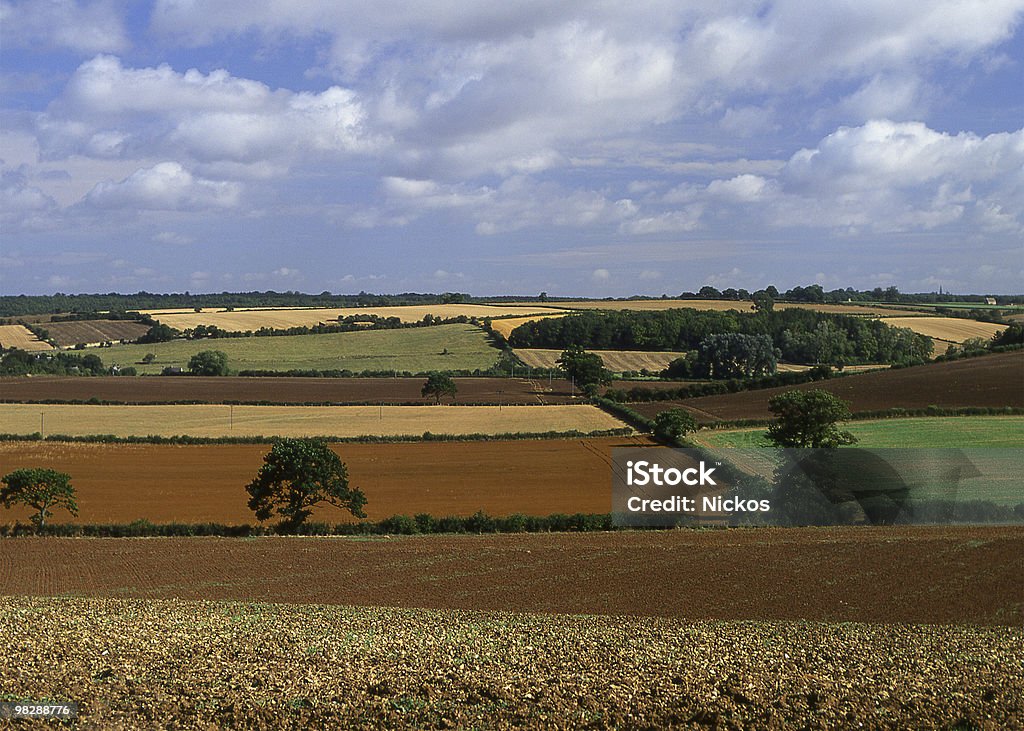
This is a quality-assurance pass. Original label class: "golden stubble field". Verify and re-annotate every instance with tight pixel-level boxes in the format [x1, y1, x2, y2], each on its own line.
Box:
[0, 403, 628, 438]
[141, 304, 569, 331]
[880, 316, 1007, 344]
[514, 348, 689, 372]
[0, 324, 53, 351]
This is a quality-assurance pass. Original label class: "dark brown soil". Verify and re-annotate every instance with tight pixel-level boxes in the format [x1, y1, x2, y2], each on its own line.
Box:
[2, 527, 1021, 625]
[0, 375, 584, 404]
[631, 350, 1024, 423]
[44, 320, 151, 347]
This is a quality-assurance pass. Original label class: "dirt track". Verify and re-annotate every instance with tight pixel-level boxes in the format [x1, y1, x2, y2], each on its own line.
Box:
[2, 528, 1021, 625]
[0, 437, 652, 523]
[631, 350, 1024, 423]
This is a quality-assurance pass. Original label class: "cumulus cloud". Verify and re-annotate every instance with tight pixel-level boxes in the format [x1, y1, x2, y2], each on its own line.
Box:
[86, 162, 241, 210]
[36, 55, 374, 165]
[0, 0, 128, 53]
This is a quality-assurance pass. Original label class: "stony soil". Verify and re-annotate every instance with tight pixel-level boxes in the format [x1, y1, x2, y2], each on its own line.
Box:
[2, 596, 1021, 729]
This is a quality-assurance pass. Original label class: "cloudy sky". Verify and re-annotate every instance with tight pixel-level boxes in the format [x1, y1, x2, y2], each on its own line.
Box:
[2, 1, 1022, 296]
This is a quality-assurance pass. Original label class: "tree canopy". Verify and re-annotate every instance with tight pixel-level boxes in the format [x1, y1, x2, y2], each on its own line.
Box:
[765, 390, 858, 448]
[422, 372, 457, 403]
[1, 468, 78, 528]
[188, 350, 229, 376]
[556, 346, 610, 389]
[246, 438, 366, 530]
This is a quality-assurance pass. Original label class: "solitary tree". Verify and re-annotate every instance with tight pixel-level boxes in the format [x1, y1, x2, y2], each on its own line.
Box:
[556, 346, 610, 390]
[422, 372, 457, 403]
[246, 438, 366, 530]
[766, 390, 857, 448]
[1, 468, 78, 528]
[188, 350, 229, 376]
[653, 408, 698, 444]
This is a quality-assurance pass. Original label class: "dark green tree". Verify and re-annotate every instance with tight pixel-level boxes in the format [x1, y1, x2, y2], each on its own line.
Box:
[137, 323, 179, 343]
[752, 292, 775, 314]
[556, 346, 610, 389]
[188, 350, 229, 376]
[1, 468, 78, 528]
[653, 408, 698, 444]
[246, 438, 366, 530]
[766, 390, 857, 448]
[694, 333, 779, 379]
[422, 372, 457, 403]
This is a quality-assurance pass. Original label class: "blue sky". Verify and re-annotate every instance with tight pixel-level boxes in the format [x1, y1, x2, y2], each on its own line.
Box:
[1, 1, 1022, 297]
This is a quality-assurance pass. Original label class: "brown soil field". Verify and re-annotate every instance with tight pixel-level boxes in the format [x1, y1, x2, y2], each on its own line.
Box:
[514, 348, 689, 372]
[0, 375, 583, 404]
[0, 403, 628, 439]
[2, 527, 1021, 624]
[5, 599, 1021, 731]
[493, 299, 907, 316]
[143, 304, 567, 331]
[631, 350, 1024, 423]
[0, 324, 53, 351]
[44, 320, 150, 347]
[0, 436, 652, 523]
[881, 316, 1007, 345]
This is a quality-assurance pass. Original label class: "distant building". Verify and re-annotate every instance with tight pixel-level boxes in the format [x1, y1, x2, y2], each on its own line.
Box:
[985, 297, 997, 305]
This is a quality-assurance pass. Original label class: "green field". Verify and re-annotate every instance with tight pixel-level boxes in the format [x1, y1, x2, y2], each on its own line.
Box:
[698, 417, 1024, 506]
[700, 416, 1024, 450]
[99, 324, 501, 374]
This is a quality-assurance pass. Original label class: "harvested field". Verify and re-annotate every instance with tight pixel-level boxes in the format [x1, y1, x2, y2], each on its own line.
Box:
[881, 316, 1007, 344]
[0, 324, 52, 352]
[0, 403, 628, 438]
[0, 375, 580, 404]
[98, 324, 500, 374]
[488, 313, 567, 338]
[515, 348, 688, 372]
[44, 320, 149, 347]
[3, 597, 1022, 730]
[2, 528, 1021, 624]
[630, 350, 1024, 424]
[495, 299, 910, 316]
[0, 436, 652, 522]
[143, 304, 567, 331]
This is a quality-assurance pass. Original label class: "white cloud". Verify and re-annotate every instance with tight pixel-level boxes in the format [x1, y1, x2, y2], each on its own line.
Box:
[86, 162, 242, 210]
[37, 55, 374, 166]
[591, 268, 611, 281]
[0, 0, 128, 53]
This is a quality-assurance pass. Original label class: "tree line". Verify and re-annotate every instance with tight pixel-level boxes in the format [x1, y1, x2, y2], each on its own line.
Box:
[507, 308, 932, 366]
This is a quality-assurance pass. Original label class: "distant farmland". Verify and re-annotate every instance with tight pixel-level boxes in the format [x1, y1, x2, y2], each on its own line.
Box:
[98, 324, 500, 374]
[494, 299, 909, 317]
[0, 436, 652, 523]
[630, 350, 1024, 423]
[0, 403, 628, 438]
[0, 324, 52, 352]
[489, 313, 568, 338]
[515, 348, 688, 373]
[142, 304, 568, 331]
[879, 316, 1007, 345]
[45, 319, 150, 347]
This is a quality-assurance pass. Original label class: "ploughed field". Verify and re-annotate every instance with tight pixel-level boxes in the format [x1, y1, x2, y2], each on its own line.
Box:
[44, 319, 150, 347]
[0, 403, 627, 439]
[631, 350, 1024, 424]
[3, 596, 1021, 730]
[2, 528, 1021, 625]
[0, 436, 651, 523]
[0, 375, 580, 404]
